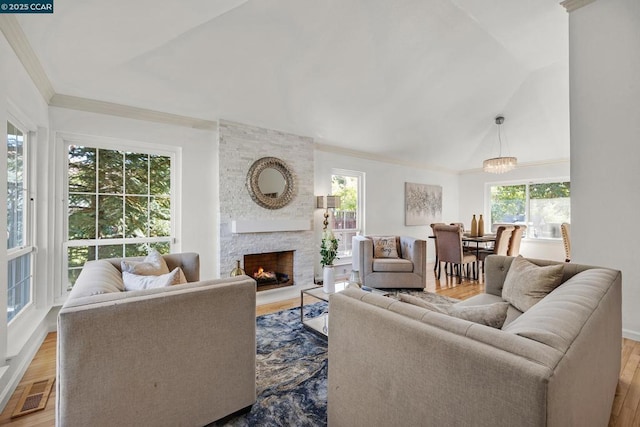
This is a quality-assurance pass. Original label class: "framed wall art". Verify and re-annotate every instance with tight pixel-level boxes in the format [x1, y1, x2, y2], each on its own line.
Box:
[405, 182, 442, 226]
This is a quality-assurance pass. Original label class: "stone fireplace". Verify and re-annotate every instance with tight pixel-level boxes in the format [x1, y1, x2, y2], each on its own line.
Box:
[218, 120, 315, 287]
[244, 250, 294, 291]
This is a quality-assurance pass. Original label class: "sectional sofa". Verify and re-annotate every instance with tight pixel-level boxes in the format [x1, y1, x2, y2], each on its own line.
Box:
[328, 255, 622, 426]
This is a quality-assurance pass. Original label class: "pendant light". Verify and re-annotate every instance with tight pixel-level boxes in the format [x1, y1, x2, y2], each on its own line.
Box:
[483, 116, 517, 173]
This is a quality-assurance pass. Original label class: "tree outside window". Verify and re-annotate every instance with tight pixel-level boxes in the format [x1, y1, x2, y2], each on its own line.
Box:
[331, 172, 362, 256]
[490, 181, 570, 239]
[66, 146, 172, 287]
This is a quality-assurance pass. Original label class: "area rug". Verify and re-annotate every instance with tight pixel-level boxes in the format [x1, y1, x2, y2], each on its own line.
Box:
[211, 290, 457, 427]
[210, 302, 328, 427]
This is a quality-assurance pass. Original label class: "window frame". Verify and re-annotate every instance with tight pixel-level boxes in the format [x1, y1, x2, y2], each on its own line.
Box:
[485, 177, 570, 241]
[330, 168, 365, 257]
[6, 115, 36, 326]
[57, 133, 181, 298]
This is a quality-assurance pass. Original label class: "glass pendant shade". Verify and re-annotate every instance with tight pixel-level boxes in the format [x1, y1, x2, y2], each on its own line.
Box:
[483, 156, 517, 173]
[483, 116, 517, 174]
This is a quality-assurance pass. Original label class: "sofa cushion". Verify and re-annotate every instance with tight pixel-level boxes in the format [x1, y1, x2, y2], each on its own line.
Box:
[398, 293, 509, 329]
[456, 293, 523, 328]
[121, 249, 170, 276]
[68, 260, 124, 300]
[372, 258, 414, 272]
[502, 256, 564, 312]
[123, 267, 183, 291]
[372, 236, 399, 258]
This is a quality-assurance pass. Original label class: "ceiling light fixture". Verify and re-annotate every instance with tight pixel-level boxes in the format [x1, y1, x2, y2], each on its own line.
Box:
[483, 116, 517, 174]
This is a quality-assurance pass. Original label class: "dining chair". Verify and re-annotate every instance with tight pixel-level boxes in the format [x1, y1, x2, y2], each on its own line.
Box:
[477, 225, 514, 272]
[561, 222, 571, 262]
[433, 224, 477, 283]
[507, 225, 526, 256]
[430, 222, 445, 272]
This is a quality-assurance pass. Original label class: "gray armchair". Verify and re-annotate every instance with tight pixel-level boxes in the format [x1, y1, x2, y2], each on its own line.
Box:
[353, 235, 426, 288]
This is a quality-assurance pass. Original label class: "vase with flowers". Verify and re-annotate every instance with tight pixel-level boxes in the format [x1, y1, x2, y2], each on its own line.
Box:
[320, 230, 339, 293]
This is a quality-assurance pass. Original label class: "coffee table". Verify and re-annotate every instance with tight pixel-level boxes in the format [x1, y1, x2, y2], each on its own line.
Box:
[300, 283, 390, 337]
[300, 283, 346, 337]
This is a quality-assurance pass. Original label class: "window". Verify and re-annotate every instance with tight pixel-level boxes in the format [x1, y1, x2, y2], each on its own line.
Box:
[7, 121, 34, 322]
[331, 170, 364, 256]
[65, 145, 173, 288]
[489, 181, 570, 239]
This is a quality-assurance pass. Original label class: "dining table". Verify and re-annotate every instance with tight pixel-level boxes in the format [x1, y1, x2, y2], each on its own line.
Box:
[428, 233, 497, 272]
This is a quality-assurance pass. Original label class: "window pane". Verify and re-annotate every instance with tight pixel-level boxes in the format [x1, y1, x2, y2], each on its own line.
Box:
[490, 185, 526, 225]
[98, 195, 124, 238]
[98, 149, 123, 194]
[529, 182, 570, 239]
[7, 122, 25, 250]
[125, 195, 149, 238]
[68, 245, 92, 268]
[125, 152, 149, 195]
[150, 196, 170, 237]
[98, 244, 124, 259]
[68, 194, 96, 240]
[7, 253, 31, 322]
[68, 146, 96, 193]
[331, 175, 359, 231]
[150, 155, 171, 195]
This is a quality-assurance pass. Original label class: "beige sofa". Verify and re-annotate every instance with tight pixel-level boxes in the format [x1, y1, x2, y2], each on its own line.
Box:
[328, 255, 622, 426]
[353, 235, 426, 288]
[56, 253, 257, 427]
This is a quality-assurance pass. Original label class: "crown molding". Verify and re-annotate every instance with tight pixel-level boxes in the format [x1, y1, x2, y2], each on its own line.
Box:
[0, 15, 55, 102]
[314, 142, 458, 174]
[50, 94, 217, 130]
[560, 0, 598, 12]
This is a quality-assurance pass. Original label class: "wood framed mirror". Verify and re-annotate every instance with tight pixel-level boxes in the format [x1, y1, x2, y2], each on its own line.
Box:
[246, 157, 295, 209]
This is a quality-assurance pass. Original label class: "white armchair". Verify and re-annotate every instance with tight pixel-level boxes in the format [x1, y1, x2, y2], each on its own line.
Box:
[353, 235, 426, 288]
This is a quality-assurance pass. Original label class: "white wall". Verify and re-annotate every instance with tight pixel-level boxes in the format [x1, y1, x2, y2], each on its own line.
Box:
[49, 108, 219, 281]
[314, 148, 460, 268]
[458, 161, 569, 262]
[567, 0, 640, 339]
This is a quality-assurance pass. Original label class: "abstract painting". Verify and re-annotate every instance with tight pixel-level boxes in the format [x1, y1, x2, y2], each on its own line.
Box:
[405, 182, 442, 226]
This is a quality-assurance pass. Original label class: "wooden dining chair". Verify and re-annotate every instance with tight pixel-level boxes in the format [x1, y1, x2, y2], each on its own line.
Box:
[507, 225, 526, 256]
[561, 222, 571, 262]
[433, 224, 477, 283]
[477, 225, 514, 272]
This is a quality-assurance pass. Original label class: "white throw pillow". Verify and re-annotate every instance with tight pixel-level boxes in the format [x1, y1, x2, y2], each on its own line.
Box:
[123, 267, 182, 291]
[121, 249, 170, 276]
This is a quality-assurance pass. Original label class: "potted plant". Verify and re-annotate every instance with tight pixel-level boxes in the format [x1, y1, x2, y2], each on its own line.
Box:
[320, 230, 339, 293]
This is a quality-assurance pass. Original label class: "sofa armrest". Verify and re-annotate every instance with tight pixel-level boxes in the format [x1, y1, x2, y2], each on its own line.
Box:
[354, 235, 373, 275]
[399, 236, 426, 276]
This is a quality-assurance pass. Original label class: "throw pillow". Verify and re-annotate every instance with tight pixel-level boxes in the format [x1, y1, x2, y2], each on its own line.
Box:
[501, 256, 564, 312]
[372, 236, 399, 258]
[123, 267, 182, 291]
[121, 249, 170, 276]
[398, 293, 509, 329]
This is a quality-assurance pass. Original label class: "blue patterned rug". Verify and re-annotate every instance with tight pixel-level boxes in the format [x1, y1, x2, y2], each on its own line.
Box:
[210, 302, 329, 427]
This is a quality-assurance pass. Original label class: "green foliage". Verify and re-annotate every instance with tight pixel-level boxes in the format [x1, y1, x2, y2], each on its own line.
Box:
[490, 184, 526, 224]
[530, 182, 570, 199]
[66, 146, 172, 285]
[320, 230, 339, 267]
[331, 175, 357, 212]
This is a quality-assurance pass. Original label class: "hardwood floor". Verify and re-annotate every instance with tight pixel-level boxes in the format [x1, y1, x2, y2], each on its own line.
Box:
[1, 267, 637, 426]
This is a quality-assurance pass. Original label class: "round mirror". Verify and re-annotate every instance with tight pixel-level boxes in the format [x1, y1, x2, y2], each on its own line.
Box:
[246, 157, 295, 209]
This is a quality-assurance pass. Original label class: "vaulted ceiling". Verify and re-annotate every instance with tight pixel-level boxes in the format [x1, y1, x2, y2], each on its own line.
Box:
[16, 0, 569, 171]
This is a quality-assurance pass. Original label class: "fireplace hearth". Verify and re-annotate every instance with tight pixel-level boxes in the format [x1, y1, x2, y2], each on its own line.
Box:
[244, 250, 294, 291]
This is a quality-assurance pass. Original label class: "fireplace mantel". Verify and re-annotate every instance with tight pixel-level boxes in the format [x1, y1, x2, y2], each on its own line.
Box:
[231, 219, 311, 234]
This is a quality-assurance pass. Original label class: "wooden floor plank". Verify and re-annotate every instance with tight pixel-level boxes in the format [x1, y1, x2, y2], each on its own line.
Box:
[0, 264, 636, 426]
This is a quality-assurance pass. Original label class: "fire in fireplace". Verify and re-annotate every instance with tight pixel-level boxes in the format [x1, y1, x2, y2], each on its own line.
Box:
[244, 250, 294, 291]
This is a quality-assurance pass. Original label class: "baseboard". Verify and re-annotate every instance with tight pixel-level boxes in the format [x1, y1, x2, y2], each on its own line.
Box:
[0, 319, 50, 413]
[623, 328, 640, 342]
